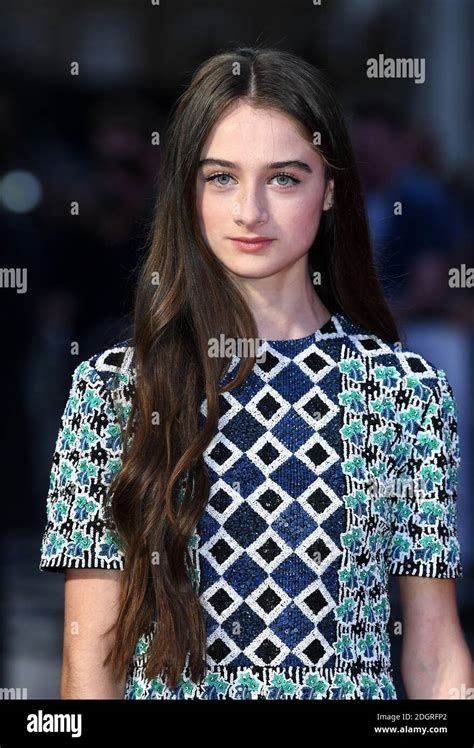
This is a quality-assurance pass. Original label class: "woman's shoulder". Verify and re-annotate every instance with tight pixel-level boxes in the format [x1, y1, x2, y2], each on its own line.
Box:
[71, 337, 137, 394]
[338, 312, 452, 400]
[62, 338, 137, 432]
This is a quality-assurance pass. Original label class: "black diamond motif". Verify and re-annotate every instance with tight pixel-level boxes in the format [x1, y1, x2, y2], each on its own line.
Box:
[359, 338, 381, 351]
[303, 638, 326, 664]
[257, 351, 281, 374]
[257, 393, 281, 420]
[307, 488, 332, 514]
[303, 588, 327, 616]
[303, 395, 329, 420]
[301, 351, 327, 372]
[254, 639, 281, 664]
[209, 488, 233, 514]
[208, 588, 234, 615]
[305, 442, 330, 468]
[256, 442, 280, 465]
[103, 351, 125, 368]
[256, 587, 282, 614]
[256, 538, 282, 563]
[218, 397, 232, 418]
[208, 639, 232, 663]
[406, 357, 427, 374]
[306, 538, 330, 564]
[210, 538, 234, 564]
[209, 442, 233, 465]
[257, 490, 283, 513]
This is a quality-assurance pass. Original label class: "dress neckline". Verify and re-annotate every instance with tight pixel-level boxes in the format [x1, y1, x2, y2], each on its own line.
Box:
[261, 312, 339, 346]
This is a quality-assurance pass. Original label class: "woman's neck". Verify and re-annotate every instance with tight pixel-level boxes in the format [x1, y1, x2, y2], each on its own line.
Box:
[238, 274, 331, 341]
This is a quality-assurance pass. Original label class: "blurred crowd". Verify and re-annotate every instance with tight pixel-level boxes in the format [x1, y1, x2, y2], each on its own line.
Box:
[349, 99, 473, 324]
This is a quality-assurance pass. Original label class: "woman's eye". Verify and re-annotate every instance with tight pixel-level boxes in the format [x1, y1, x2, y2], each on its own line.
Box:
[270, 173, 300, 187]
[204, 171, 300, 188]
[205, 173, 235, 186]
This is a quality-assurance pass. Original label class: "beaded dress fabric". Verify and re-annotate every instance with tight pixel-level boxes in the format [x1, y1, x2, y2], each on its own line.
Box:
[39, 311, 463, 699]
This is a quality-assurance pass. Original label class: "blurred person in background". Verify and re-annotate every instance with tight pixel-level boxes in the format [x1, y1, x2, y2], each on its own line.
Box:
[350, 101, 470, 324]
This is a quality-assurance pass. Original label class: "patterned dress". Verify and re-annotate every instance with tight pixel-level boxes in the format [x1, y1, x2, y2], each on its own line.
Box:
[38, 311, 463, 699]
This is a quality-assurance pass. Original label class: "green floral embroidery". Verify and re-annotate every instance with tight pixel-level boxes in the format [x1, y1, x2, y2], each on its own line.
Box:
[374, 365, 399, 387]
[340, 357, 365, 380]
[344, 490, 368, 517]
[342, 455, 366, 480]
[236, 671, 260, 692]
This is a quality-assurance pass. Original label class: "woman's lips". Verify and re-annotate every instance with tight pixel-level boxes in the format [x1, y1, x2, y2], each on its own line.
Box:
[230, 238, 274, 252]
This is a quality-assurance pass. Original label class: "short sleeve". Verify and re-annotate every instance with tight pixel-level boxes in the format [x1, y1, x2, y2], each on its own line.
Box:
[385, 367, 463, 578]
[39, 358, 127, 573]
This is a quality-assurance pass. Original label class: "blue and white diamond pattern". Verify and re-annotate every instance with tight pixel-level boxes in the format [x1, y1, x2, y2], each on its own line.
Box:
[198, 337, 343, 668]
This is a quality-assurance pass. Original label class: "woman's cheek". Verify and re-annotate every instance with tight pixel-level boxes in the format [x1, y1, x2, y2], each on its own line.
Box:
[279, 195, 324, 243]
[201, 193, 229, 229]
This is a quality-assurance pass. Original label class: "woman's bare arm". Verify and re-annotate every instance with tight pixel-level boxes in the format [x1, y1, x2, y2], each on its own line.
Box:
[398, 576, 473, 699]
[61, 568, 126, 699]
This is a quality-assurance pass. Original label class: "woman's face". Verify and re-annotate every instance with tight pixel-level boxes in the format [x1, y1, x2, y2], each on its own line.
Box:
[195, 100, 334, 281]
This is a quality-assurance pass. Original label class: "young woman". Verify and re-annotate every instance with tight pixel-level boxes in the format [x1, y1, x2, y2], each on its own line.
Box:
[39, 45, 471, 700]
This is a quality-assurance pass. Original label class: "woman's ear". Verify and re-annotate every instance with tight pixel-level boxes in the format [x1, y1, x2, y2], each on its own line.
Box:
[323, 178, 334, 211]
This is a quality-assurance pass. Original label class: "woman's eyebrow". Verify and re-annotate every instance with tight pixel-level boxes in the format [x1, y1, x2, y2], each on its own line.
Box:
[198, 158, 313, 173]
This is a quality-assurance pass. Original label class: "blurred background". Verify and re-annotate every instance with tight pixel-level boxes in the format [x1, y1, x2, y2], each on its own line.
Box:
[1, 0, 472, 699]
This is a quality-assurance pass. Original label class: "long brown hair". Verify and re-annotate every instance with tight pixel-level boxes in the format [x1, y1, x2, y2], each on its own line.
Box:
[102, 44, 400, 690]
